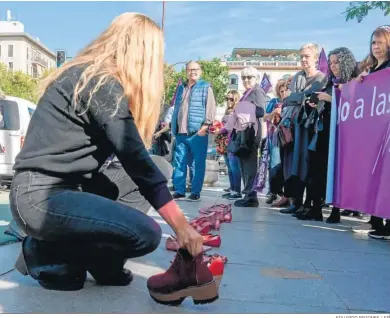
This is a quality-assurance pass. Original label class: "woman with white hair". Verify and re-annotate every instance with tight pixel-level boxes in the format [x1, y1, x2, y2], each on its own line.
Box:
[225, 66, 266, 207]
[279, 43, 328, 218]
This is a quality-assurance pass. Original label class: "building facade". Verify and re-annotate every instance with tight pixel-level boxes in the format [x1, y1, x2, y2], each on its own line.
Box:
[0, 13, 56, 78]
[221, 48, 302, 97]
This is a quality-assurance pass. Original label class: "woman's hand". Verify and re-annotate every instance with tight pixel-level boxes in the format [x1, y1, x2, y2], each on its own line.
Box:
[316, 92, 332, 103]
[356, 71, 368, 83]
[175, 223, 203, 256]
[158, 200, 203, 257]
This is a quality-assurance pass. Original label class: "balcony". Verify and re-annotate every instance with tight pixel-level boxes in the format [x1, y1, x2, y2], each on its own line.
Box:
[31, 54, 49, 68]
[224, 60, 300, 68]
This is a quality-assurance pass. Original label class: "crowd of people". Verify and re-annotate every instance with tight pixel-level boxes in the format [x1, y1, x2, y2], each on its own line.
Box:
[4, 10, 389, 304]
[208, 26, 390, 241]
[154, 25, 390, 241]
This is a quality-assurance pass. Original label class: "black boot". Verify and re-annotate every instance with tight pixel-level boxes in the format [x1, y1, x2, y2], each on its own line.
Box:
[292, 206, 311, 217]
[296, 200, 323, 221]
[16, 237, 86, 291]
[326, 207, 341, 224]
[83, 243, 133, 286]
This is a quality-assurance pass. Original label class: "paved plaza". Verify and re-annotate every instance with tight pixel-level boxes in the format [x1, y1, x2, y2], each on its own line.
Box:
[0, 176, 389, 314]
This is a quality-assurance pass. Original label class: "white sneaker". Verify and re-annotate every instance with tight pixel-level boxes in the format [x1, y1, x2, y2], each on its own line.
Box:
[352, 223, 373, 234]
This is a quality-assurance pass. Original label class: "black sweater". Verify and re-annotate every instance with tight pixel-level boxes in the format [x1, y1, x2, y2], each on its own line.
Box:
[14, 66, 172, 210]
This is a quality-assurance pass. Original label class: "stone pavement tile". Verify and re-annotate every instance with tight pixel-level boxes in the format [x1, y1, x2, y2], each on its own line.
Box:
[318, 270, 390, 313]
[0, 270, 168, 313]
[300, 248, 390, 278]
[215, 263, 346, 309]
[0, 243, 20, 275]
[154, 299, 350, 314]
[287, 223, 390, 255]
[217, 224, 298, 249]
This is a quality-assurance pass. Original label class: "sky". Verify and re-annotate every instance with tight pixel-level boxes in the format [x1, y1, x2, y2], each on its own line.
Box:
[0, 1, 389, 65]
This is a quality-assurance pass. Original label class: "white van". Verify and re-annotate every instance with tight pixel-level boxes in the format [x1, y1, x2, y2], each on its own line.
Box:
[0, 95, 36, 185]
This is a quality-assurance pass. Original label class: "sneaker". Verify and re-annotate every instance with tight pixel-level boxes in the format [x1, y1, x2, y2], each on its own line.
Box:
[147, 248, 218, 306]
[227, 193, 242, 200]
[187, 194, 201, 202]
[352, 222, 373, 234]
[169, 186, 175, 192]
[172, 192, 186, 200]
[186, 186, 192, 193]
[368, 229, 390, 240]
[223, 188, 231, 193]
[221, 193, 230, 199]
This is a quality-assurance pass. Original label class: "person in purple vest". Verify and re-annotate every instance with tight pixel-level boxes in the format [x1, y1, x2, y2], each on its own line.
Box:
[170, 61, 217, 201]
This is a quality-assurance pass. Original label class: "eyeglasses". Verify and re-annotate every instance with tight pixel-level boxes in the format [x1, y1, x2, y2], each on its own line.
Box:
[225, 97, 234, 102]
[241, 76, 254, 81]
[187, 68, 200, 73]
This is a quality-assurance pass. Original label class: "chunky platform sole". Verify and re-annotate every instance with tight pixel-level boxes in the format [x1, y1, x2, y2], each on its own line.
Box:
[148, 279, 218, 306]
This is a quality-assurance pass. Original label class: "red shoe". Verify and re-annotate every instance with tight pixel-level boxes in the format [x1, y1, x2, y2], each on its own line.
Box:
[190, 214, 220, 231]
[203, 253, 228, 264]
[199, 204, 231, 215]
[192, 220, 213, 234]
[202, 234, 221, 248]
[147, 248, 219, 306]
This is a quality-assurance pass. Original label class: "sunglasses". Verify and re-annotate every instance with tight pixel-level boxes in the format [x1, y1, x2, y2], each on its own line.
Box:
[225, 97, 234, 102]
[241, 76, 254, 81]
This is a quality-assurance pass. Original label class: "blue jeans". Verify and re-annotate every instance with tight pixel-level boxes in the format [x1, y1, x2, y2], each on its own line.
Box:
[172, 134, 208, 195]
[9, 156, 170, 287]
[224, 152, 242, 193]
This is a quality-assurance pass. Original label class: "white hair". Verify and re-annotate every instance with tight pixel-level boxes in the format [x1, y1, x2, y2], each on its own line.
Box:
[300, 43, 320, 62]
[241, 66, 259, 81]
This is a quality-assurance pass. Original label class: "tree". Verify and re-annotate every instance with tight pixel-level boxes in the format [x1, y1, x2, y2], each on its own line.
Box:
[164, 58, 229, 106]
[0, 63, 56, 104]
[344, 1, 390, 23]
[0, 63, 38, 103]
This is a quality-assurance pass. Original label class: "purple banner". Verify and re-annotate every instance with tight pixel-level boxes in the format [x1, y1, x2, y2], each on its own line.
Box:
[318, 48, 328, 76]
[332, 68, 390, 218]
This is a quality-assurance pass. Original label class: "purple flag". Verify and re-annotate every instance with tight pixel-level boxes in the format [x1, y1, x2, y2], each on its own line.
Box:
[318, 48, 328, 76]
[260, 73, 272, 93]
[170, 78, 182, 106]
[327, 68, 390, 218]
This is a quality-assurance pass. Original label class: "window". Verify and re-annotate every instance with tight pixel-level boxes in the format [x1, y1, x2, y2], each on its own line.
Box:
[26, 64, 29, 74]
[26, 47, 29, 60]
[8, 44, 13, 58]
[8, 62, 13, 71]
[229, 74, 238, 85]
[0, 100, 20, 131]
[32, 64, 38, 78]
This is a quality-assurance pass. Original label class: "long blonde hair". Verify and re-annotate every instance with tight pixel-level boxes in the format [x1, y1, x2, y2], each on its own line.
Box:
[39, 12, 164, 147]
[225, 90, 240, 115]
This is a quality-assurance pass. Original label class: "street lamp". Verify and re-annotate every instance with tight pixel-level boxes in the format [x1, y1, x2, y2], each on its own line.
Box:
[162, 1, 165, 33]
